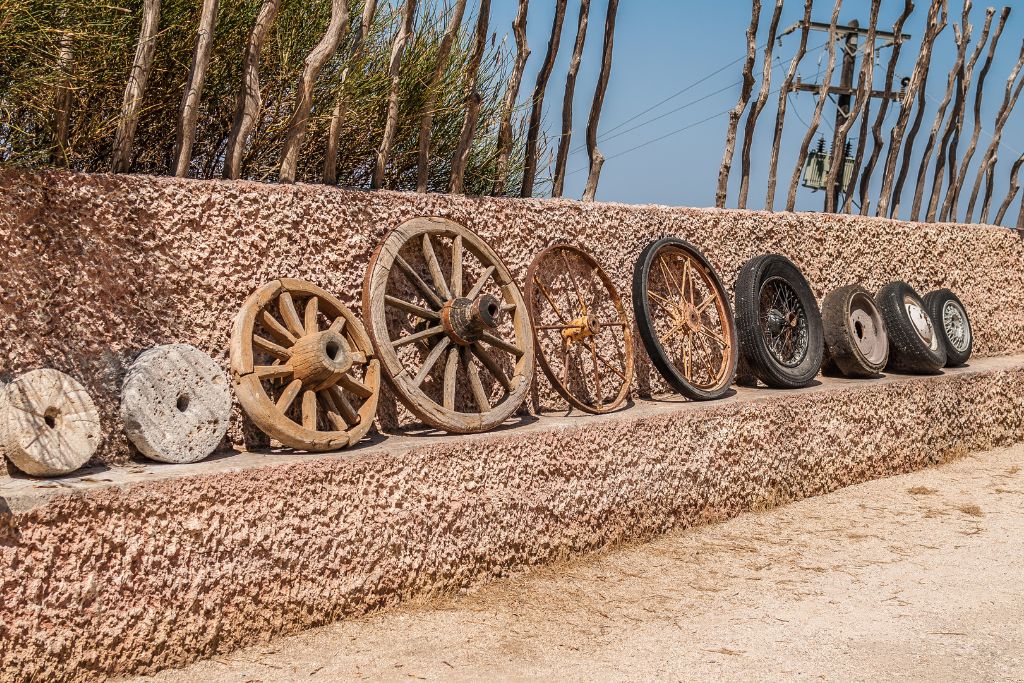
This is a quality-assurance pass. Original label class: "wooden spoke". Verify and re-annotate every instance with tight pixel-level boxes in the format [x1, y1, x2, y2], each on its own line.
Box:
[500, 302, 517, 315]
[327, 385, 359, 425]
[471, 343, 512, 392]
[414, 337, 451, 386]
[462, 347, 491, 412]
[534, 275, 570, 323]
[385, 295, 440, 321]
[328, 316, 346, 334]
[395, 254, 445, 309]
[318, 391, 348, 431]
[253, 365, 294, 381]
[466, 265, 496, 300]
[393, 325, 443, 348]
[253, 335, 292, 361]
[481, 332, 524, 358]
[303, 296, 319, 335]
[260, 311, 297, 346]
[301, 390, 317, 430]
[442, 347, 459, 410]
[276, 379, 303, 412]
[338, 373, 374, 399]
[422, 233, 453, 300]
[278, 291, 305, 337]
[451, 234, 464, 297]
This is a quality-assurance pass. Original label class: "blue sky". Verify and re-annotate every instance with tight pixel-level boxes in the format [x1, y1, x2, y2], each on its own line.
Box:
[488, 1, 1024, 225]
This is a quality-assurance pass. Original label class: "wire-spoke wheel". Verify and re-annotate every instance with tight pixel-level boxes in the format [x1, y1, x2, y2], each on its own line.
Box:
[632, 237, 737, 401]
[526, 244, 634, 414]
[363, 217, 535, 433]
[230, 279, 381, 451]
[734, 254, 823, 389]
[923, 288, 973, 367]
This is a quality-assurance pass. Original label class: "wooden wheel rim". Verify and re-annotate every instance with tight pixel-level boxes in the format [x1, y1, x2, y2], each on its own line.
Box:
[230, 279, 380, 451]
[526, 244, 634, 414]
[362, 217, 535, 433]
[645, 244, 735, 391]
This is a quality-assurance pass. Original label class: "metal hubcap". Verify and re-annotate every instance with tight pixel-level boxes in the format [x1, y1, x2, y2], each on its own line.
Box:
[904, 296, 938, 350]
[760, 277, 809, 368]
[942, 300, 971, 353]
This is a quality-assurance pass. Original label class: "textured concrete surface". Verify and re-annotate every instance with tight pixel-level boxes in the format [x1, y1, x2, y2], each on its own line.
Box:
[1, 357, 1023, 682]
[125, 443, 1024, 683]
[2, 169, 1023, 468]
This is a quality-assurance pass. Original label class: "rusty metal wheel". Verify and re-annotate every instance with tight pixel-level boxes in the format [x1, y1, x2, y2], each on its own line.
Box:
[632, 237, 738, 401]
[230, 279, 381, 451]
[525, 244, 634, 414]
[363, 217, 535, 434]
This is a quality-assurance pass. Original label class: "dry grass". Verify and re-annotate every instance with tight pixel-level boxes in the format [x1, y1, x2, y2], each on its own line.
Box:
[908, 486, 938, 496]
[956, 504, 983, 517]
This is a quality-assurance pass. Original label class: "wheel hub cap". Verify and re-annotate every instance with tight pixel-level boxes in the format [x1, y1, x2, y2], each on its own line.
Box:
[904, 298, 937, 349]
[942, 300, 970, 353]
[441, 294, 505, 345]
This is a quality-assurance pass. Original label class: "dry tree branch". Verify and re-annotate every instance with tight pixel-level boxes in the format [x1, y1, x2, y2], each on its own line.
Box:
[493, 0, 530, 196]
[372, 0, 418, 190]
[521, 0, 567, 197]
[582, 0, 619, 202]
[551, 0, 591, 198]
[738, 0, 783, 209]
[111, 0, 161, 173]
[994, 153, 1024, 225]
[173, 0, 219, 177]
[449, 0, 491, 194]
[717, 0, 760, 209]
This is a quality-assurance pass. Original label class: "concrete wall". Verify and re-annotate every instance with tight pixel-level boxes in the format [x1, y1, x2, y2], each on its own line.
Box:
[1, 168, 1023, 470]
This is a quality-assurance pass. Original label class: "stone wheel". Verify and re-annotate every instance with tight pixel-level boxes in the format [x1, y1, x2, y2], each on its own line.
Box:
[0, 369, 101, 477]
[526, 244, 634, 414]
[230, 279, 381, 451]
[363, 217, 535, 433]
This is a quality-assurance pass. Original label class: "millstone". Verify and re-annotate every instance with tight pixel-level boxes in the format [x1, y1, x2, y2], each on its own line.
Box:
[0, 369, 101, 477]
[120, 345, 232, 464]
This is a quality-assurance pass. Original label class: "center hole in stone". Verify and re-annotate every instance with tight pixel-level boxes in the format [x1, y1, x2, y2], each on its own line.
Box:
[176, 394, 191, 413]
[854, 320, 865, 339]
[325, 340, 342, 362]
[43, 406, 60, 429]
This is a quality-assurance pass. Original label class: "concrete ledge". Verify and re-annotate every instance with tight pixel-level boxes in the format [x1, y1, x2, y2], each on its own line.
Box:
[2, 356, 1024, 681]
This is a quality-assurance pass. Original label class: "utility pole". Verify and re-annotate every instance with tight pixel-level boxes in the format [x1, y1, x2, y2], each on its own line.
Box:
[788, 19, 911, 211]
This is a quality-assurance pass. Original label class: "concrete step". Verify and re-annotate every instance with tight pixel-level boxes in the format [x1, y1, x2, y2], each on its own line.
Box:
[3, 356, 1024, 681]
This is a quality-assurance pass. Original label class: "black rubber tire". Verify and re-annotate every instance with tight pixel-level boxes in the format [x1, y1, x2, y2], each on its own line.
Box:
[923, 288, 973, 367]
[875, 282, 947, 374]
[822, 284, 889, 378]
[734, 254, 824, 389]
[632, 237, 738, 401]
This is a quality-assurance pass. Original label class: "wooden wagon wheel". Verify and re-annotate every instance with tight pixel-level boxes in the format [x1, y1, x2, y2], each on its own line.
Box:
[525, 244, 634, 414]
[230, 279, 381, 451]
[362, 217, 535, 433]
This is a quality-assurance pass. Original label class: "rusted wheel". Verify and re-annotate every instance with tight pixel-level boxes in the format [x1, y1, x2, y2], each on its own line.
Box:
[363, 217, 535, 433]
[230, 279, 380, 451]
[632, 237, 738, 401]
[526, 244, 634, 414]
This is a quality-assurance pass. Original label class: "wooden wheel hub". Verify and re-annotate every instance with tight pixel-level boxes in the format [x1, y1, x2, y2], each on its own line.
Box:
[290, 330, 353, 390]
[441, 294, 505, 346]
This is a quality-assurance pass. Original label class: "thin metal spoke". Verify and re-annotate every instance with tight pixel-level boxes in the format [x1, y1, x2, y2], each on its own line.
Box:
[698, 327, 729, 348]
[586, 339, 603, 404]
[591, 347, 629, 382]
[657, 256, 682, 302]
[560, 250, 586, 310]
[395, 254, 445, 309]
[443, 346, 459, 410]
[414, 337, 452, 386]
[451, 234, 463, 298]
[276, 379, 303, 412]
[534, 275, 570, 323]
[278, 291, 305, 337]
[304, 296, 319, 335]
[422, 233, 453, 300]
[678, 257, 692, 309]
[466, 265, 496, 300]
[385, 295, 440, 321]
[393, 325, 443, 348]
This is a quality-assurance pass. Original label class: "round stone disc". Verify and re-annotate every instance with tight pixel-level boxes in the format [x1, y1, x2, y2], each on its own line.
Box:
[0, 369, 102, 477]
[120, 345, 232, 464]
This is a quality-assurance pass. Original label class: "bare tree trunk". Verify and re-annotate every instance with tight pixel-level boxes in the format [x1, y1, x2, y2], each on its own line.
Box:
[994, 153, 1024, 225]
[414, 0, 469, 192]
[493, 0, 531, 196]
[173, 0, 219, 177]
[858, 1, 915, 216]
[825, 0, 882, 214]
[223, 0, 281, 180]
[887, 0, 947, 218]
[966, 38, 1024, 223]
[737, 0, 783, 209]
[717, 0, 760, 209]
[911, 2, 970, 221]
[521, 0, 568, 198]
[786, 0, 842, 213]
[765, 0, 813, 211]
[449, 0, 492, 194]
[111, 0, 161, 173]
[582, 0, 618, 202]
[323, 0, 378, 184]
[50, 28, 74, 167]
[372, 0, 418, 190]
[876, 0, 945, 218]
[943, 6, 1011, 221]
[1018, 189, 1024, 231]
[927, 5, 993, 222]
[551, 0, 591, 198]
[279, 0, 349, 183]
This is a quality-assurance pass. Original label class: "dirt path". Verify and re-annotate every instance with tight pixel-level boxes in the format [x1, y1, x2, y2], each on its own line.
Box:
[130, 444, 1024, 682]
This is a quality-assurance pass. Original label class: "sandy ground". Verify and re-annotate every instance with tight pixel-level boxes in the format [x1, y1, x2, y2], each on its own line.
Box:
[129, 444, 1024, 683]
